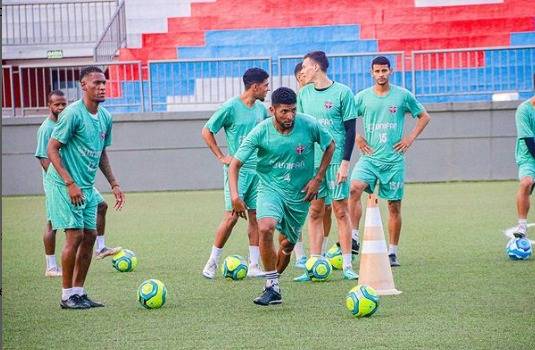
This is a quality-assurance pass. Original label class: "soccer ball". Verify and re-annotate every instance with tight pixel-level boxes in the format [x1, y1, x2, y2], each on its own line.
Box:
[305, 256, 332, 281]
[112, 249, 138, 272]
[345, 285, 380, 318]
[325, 244, 356, 270]
[506, 237, 532, 260]
[138, 279, 167, 309]
[222, 255, 248, 280]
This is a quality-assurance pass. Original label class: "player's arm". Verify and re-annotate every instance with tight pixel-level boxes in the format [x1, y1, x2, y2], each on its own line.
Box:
[304, 141, 335, 201]
[99, 149, 125, 210]
[393, 111, 430, 153]
[35, 127, 52, 171]
[47, 138, 84, 206]
[201, 127, 232, 165]
[522, 138, 535, 159]
[352, 92, 373, 155]
[228, 157, 246, 219]
[37, 157, 51, 172]
[338, 120, 356, 184]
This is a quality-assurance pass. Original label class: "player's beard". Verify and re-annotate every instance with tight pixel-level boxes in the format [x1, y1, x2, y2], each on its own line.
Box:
[281, 121, 294, 130]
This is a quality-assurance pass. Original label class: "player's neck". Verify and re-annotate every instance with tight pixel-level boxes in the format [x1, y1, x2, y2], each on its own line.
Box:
[373, 82, 390, 96]
[273, 120, 293, 134]
[313, 74, 332, 90]
[82, 96, 100, 115]
[240, 93, 256, 108]
[48, 113, 58, 123]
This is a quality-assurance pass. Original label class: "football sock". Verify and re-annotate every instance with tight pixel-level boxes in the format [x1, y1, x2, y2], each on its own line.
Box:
[46, 255, 57, 269]
[62, 288, 74, 301]
[209, 246, 222, 263]
[518, 219, 528, 231]
[249, 245, 260, 266]
[321, 239, 329, 255]
[294, 241, 305, 259]
[265, 271, 280, 292]
[352, 229, 360, 241]
[72, 287, 85, 296]
[389, 244, 398, 256]
[96, 236, 105, 252]
[342, 254, 352, 270]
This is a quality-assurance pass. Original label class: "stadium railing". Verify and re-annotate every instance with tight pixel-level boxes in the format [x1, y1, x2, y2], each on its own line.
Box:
[2, 66, 16, 117]
[94, 0, 126, 63]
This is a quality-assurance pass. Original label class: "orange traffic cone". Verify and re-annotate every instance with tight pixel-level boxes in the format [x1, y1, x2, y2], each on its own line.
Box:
[358, 194, 401, 295]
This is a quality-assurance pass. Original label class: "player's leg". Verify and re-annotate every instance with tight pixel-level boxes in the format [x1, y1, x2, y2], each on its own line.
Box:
[254, 217, 282, 306]
[61, 228, 88, 309]
[293, 234, 307, 268]
[332, 199, 358, 280]
[320, 195, 333, 255]
[94, 189, 122, 260]
[202, 211, 239, 279]
[294, 198, 325, 282]
[276, 234, 295, 274]
[246, 209, 265, 277]
[386, 200, 402, 267]
[43, 221, 61, 276]
[515, 163, 535, 238]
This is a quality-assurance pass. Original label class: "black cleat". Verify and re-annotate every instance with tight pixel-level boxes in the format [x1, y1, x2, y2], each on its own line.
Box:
[79, 294, 104, 308]
[335, 239, 360, 255]
[513, 231, 527, 239]
[60, 295, 90, 310]
[253, 287, 282, 306]
[389, 254, 400, 267]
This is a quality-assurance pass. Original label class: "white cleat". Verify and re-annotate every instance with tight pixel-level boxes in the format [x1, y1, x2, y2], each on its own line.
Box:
[45, 267, 62, 277]
[202, 260, 218, 279]
[247, 264, 265, 278]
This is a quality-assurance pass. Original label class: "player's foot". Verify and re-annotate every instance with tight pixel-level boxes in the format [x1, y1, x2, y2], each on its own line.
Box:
[342, 268, 359, 280]
[253, 287, 282, 306]
[295, 256, 307, 269]
[95, 246, 122, 260]
[513, 226, 527, 238]
[45, 266, 62, 277]
[389, 254, 400, 267]
[293, 272, 311, 282]
[60, 295, 90, 310]
[79, 294, 104, 308]
[202, 259, 218, 279]
[351, 239, 360, 255]
[247, 264, 265, 278]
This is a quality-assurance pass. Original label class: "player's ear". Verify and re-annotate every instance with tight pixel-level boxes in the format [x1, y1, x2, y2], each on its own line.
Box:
[269, 105, 275, 116]
[80, 79, 87, 92]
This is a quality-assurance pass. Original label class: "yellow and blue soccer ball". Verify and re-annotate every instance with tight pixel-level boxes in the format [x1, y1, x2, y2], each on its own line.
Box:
[222, 255, 248, 280]
[112, 249, 138, 272]
[506, 237, 532, 260]
[138, 279, 167, 309]
[325, 245, 344, 270]
[305, 256, 332, 281]
[345, 285, 379, 318]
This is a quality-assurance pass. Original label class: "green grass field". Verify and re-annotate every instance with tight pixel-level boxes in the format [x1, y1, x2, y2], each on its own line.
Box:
[3, 181, 535, 349]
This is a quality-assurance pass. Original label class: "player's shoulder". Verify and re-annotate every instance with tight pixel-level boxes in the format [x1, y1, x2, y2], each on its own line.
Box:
[391, 84, 414, 97]
[296, 112, 318, 126]
[253, 100, 268, 111]
[517, 99, 535, 115]
[332, 81, 352, 93]
[98, 105, 112, 121]
[355, 87, 374, 99]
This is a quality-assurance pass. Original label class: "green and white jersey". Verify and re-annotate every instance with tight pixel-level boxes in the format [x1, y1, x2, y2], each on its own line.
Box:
[47, 99, 112, 189]
[515, 99, 535, 165]
[205, 96, 269, 170]
[234, 113, 333, 202]
[355, 84, 425, 164]
[297, 81, 356, 166]
[35, 117, 57, 187]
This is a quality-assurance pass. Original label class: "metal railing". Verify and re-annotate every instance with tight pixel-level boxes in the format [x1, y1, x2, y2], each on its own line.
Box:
[411, 45, 535, 101]
[2, 66, 16, 117]
[148, 57, 272, 112]
[14, 61, 143, 116]
[2, 0, 118, 46]
[94, 0, 126, 62]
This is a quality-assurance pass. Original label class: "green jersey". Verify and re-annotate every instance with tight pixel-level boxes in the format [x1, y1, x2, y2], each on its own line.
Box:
[47, 99, 113, 188]
[234, 113, 333, 201]
[515, 99, 535, 165]
[35, 117, 56, 170]
[355, 84, 425, 164]
[297, 81, 356, 166]
[205, 96, 269, 170]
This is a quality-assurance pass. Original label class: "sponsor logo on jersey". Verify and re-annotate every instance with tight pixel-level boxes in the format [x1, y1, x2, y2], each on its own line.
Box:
[389, 105, 398, 114]
[324, 101, 333, 109]
[100, 132, 106, 140]
[296, 144, 305, 155]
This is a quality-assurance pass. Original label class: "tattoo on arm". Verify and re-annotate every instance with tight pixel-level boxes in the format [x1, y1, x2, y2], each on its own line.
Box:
[99, 150, 117, 186]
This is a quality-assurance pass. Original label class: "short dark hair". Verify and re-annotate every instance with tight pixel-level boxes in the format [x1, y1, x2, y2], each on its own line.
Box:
[80, 66, 104, 82]
[294, 62, 303, 77]
[47, 89, 65, 102]
[371, 56, 391, 69]
[271, 87, 296, 106]
[243, 68, 269, 89]
[304, 51, 329, 72]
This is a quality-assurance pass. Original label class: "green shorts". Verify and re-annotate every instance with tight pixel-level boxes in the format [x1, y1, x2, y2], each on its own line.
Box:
[223, 166, 258, 211]
[93, 187, 105, 204]
[350, 157, 405, 201]
[316, 163, 350, 204]
[42, 176, 52, 221]
[518, 161, 535, 180]
[256, 190, 309, 244]
[46, 182, 100, 230]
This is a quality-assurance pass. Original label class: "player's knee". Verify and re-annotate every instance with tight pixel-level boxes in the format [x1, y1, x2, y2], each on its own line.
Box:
[258, 222, 275, 238]
[280, 239, 295, 255]
[388, 201, 402, 216]
[519, 177, 534, 191]
[98, 201, 108, 214]
[309, 205, 324, 221]
[224, 212, 239, 226]
[325, 204, 332, 215]
[350, 182, 365, 199]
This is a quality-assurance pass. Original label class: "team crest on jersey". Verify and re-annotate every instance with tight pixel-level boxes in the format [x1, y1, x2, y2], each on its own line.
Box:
[100, 132, 106, 140]
[324, 101, 333, 109]
[389, 105, 398, 114]
[296, 144, 305, 155]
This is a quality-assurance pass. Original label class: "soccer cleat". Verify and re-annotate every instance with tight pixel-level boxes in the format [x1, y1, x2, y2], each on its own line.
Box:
[95, 246, 122, 260]
[293, 272, 311, 282]
[513, 226, 527, 238]
[202, 259, 218, 279]
[253, 287, 282, 306]
[389, 254, 400, 267]
[351, 239, 360, 255]
[60, 295, 90, 310]
[79, 294, 104, 308]
[342, 268, 359, 280]
[247, 264, 265, 278]
[295, 256, 307, 269]
[45, 267, 62, 277]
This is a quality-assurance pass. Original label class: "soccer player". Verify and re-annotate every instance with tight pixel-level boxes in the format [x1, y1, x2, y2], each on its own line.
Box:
[35, 92, 121, 278]
[349, 56, 431, 267]
[230, 87, 335, 305]
[47, 66, 125, 309]
[294, 51, 359, 282]
[513, 96, 535, 238]
[201, 68, 270, 279]
[292, 62, 333, 268]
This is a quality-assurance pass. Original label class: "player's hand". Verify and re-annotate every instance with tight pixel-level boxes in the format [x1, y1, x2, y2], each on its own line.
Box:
[302, 178, 321, 202]
[232, 197, 248, 220]
[112, 185, 125, 210]
[219, 155, 233, 166]
[394, 137, 414, 154]
[356, 135, 373, 155]
[67, 183, 84, 206]
[337, 160, 350, 184]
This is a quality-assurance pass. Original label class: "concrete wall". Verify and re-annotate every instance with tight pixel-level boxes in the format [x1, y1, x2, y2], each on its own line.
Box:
[2, 101, 520, 196]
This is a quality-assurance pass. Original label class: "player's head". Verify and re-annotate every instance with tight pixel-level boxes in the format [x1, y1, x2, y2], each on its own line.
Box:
[80, 66, 107, 103]
[243, 68, 270, 101]
[301, 51, 329, 83]
[47, 90, 67, 117]
[371, 56, 392, 86]
[270, 87, 297, 131]
[294, 62, 305, 88]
